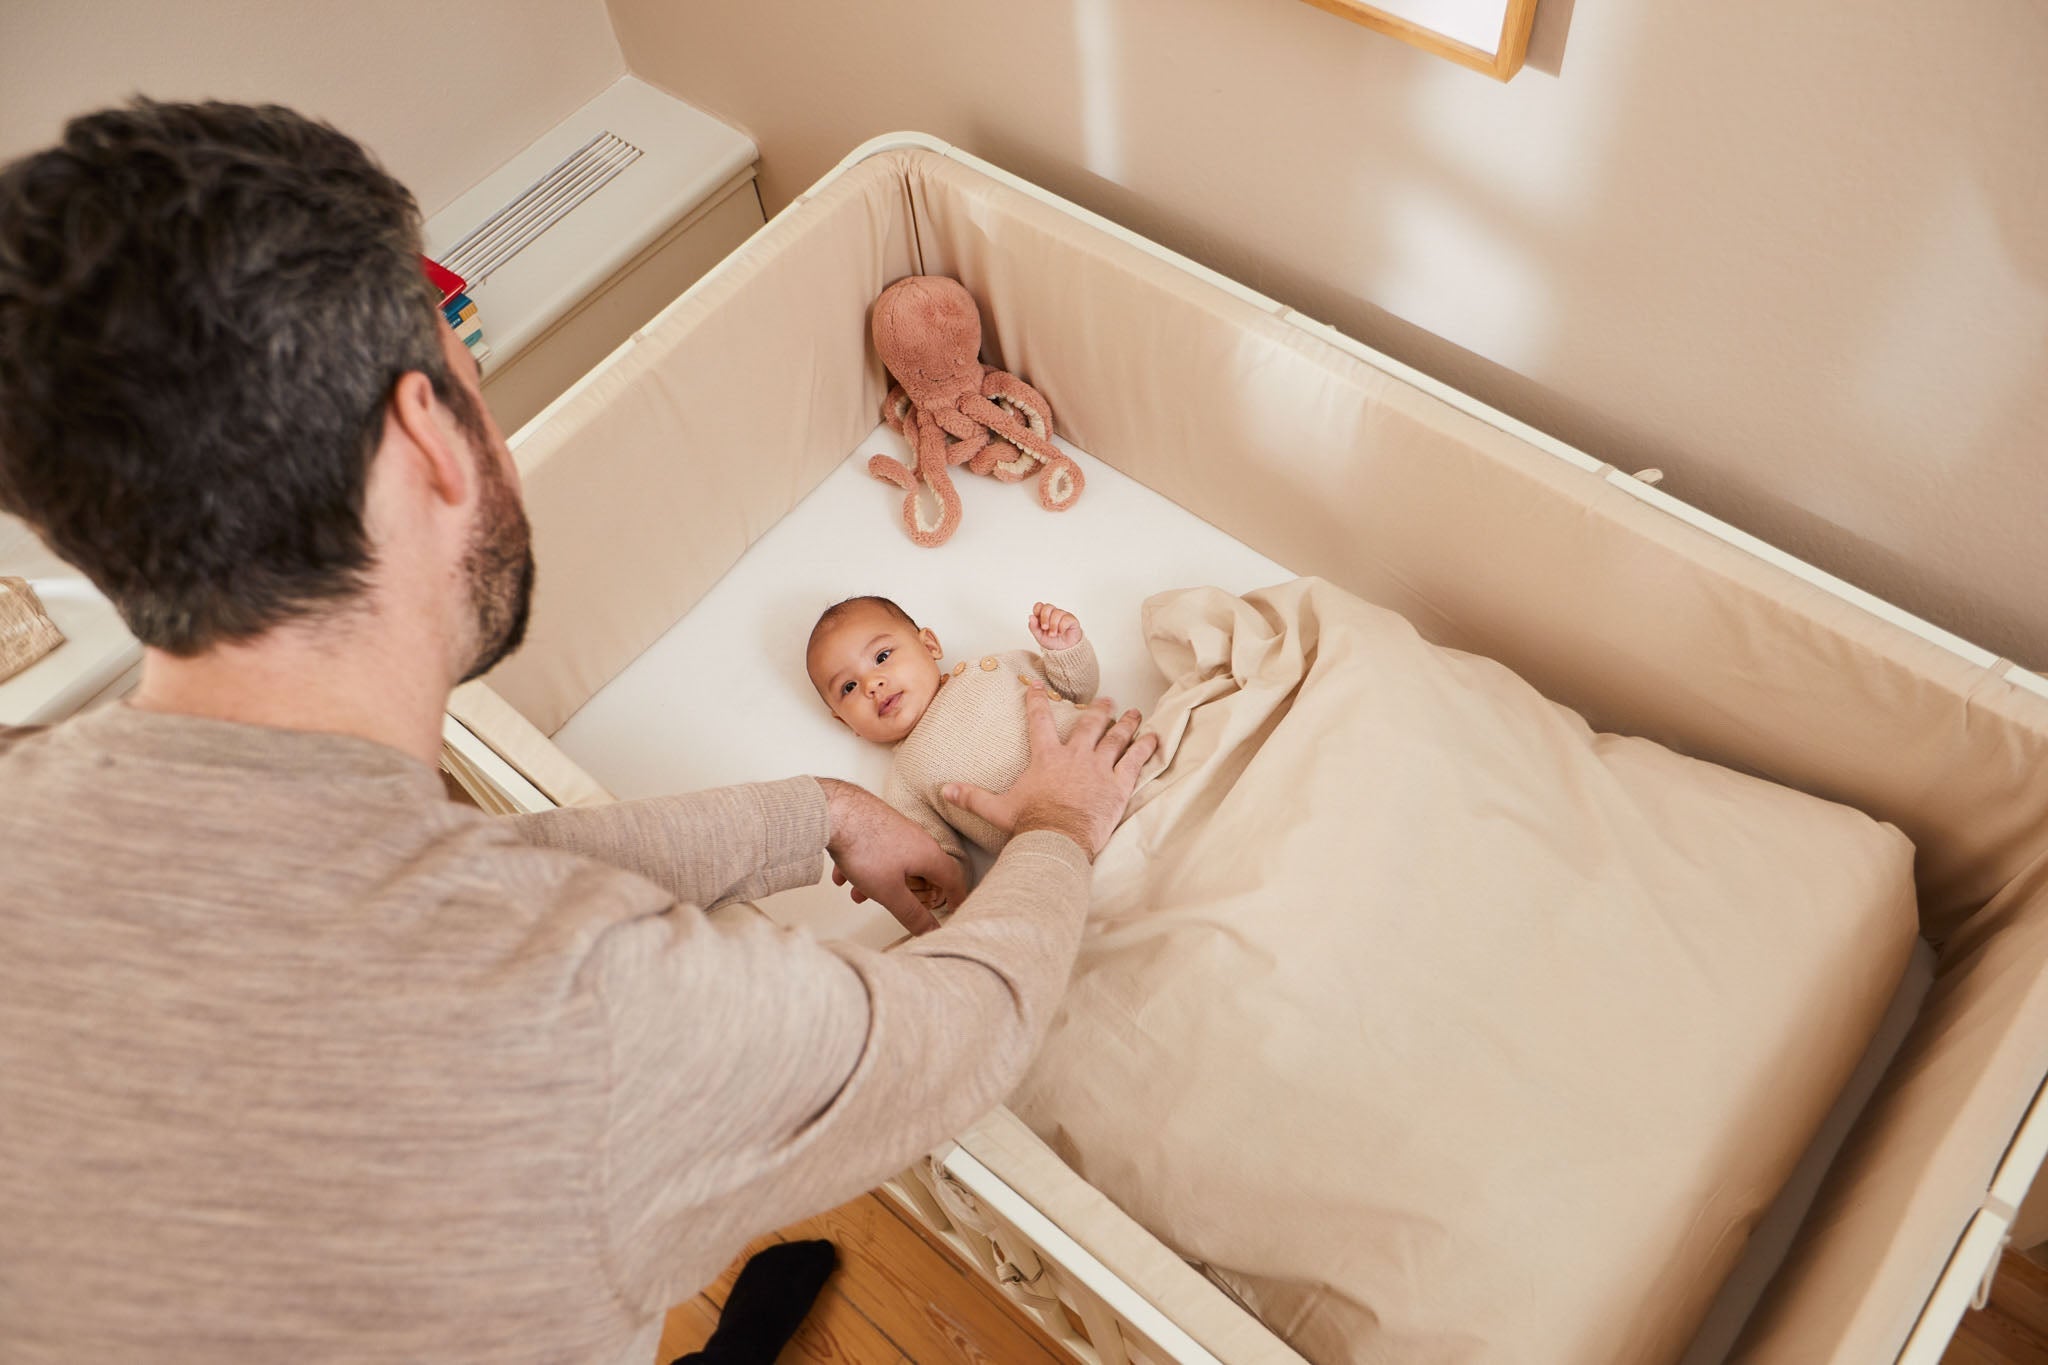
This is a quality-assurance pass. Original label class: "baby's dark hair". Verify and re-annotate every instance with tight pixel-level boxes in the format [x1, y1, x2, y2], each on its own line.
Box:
[807, 595, 917, 657]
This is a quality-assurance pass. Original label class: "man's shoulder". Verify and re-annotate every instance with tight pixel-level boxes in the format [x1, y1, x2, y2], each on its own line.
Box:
[0, 710, 672, 938]
[0, 717, 58, 759]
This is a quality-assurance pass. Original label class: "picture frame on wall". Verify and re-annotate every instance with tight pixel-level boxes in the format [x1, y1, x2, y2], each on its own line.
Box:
[1298, 0, 1540, 80]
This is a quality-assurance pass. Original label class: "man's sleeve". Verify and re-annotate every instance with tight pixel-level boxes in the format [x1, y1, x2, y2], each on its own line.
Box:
[1042, 639, 1099, 704]
[587, 829, 1091, 1316]
[507, 777, 826, 909]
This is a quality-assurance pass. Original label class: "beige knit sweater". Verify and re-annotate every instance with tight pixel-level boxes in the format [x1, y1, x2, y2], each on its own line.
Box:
[0, 704, 1090, 1364]
[884, 640, 1099, 859]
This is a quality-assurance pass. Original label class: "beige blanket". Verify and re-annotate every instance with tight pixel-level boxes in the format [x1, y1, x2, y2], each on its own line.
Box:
[1011, 578, 1918, 1365]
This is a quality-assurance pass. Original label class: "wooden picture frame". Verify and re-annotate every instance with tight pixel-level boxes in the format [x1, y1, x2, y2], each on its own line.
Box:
[1297, 0, 1540, 81]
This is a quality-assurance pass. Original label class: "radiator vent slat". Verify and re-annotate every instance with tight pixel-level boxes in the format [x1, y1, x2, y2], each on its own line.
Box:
[440, 132, 643, 285]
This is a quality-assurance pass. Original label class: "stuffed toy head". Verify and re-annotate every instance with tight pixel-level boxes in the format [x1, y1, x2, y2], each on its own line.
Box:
[871, 275, 984, 409]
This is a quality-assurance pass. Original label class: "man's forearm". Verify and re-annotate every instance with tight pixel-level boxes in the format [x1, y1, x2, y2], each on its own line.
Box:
[588, 824, 1093, 1306]
[508, 777, 828, 909]
[708, 828, 1095, 1239]
[815, 777, 866, 849]
[833, 828, 1094, 1161]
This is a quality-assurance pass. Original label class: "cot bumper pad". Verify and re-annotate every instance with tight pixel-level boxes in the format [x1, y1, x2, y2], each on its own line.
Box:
[1011, 577, 1919, 1365]
[483, 151, 923, 735]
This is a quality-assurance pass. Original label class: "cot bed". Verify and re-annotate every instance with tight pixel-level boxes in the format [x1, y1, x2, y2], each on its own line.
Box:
[437, 134, 2048, 1365]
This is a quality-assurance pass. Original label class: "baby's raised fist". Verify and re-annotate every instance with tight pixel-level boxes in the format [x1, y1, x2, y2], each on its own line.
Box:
[1029, 602, 1084, 651]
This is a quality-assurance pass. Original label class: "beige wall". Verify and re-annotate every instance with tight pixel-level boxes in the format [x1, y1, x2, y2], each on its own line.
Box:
[609, 0, 2048, 666]
[1, 0, 625, 218]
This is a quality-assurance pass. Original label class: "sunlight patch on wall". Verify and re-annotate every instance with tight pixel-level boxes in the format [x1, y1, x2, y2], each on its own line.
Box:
[1354, 5, 1640, 376]
[1404, 1, 1635, 209]
[1375, 188, 1552, 374]
[1852, 175, 2047, 467]
[1074, 0, 1124, 183]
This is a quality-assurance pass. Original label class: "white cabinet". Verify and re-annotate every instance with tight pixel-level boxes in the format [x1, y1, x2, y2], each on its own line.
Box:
[422, 76, 765, 437]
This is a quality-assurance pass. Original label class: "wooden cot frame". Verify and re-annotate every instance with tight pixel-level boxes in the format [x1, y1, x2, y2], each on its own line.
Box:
[441, 133, 2048, 1365]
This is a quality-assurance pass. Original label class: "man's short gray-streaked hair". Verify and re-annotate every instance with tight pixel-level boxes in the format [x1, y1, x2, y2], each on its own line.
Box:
[0, 98, 478, 653]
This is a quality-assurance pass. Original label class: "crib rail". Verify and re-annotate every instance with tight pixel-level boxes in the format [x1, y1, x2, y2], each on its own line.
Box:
[1896, 1072, 2048, 1364]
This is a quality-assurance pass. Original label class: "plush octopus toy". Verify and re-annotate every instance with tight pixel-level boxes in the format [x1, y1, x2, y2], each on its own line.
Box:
[866, 275, 1083, 547]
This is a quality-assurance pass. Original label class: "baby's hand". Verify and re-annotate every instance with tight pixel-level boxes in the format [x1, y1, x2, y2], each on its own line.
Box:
[1029, 602, 1084, 652]
[906, 872, 952, 916]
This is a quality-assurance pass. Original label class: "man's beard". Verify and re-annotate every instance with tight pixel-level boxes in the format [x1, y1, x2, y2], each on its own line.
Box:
[449, 389, 534, 684]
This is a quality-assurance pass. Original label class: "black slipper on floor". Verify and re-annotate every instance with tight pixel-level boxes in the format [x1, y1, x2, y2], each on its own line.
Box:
[672, 1238, 840, 1365]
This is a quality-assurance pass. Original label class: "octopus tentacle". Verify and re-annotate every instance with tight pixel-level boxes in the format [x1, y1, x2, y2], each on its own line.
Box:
[1035, 448, 1084, 512]
[977, 375, 1083, 511]
[880, 385, 914, 437]
[873, 357, 1082, 541]
[869, 411, 964, 546]
[966, 396, 1048, 481]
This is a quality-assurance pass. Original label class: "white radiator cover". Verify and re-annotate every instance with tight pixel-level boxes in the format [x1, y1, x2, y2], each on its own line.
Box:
[422, 75, 763, 434]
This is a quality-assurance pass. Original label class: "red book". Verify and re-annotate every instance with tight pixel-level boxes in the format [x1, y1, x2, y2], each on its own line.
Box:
[419, 256, 466, 308]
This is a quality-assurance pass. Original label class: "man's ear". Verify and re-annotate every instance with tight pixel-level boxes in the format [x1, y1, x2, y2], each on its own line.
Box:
[920, 627, 943, 660]
[388, 370, 472, 508]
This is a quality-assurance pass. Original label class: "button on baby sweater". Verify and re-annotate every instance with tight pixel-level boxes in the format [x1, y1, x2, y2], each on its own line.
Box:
[883, 640, 1099, 859]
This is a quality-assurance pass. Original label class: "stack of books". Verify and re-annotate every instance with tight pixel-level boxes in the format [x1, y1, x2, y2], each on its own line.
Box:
[421, 256, 491, 366]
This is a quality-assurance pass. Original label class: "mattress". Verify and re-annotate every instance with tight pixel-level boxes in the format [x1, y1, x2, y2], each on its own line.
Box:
[548, 420, 1289, 947]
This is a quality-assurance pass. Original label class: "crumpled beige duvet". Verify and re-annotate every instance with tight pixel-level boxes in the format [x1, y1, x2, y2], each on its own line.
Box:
[1010, 578, 1919, 1365]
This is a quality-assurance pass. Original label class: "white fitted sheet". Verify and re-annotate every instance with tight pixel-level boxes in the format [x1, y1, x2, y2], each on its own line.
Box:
[549, 424, 1289, 946]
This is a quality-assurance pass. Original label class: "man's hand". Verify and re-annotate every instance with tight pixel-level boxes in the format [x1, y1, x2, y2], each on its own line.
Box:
[943, 683, 1156, 860]
[1027, 602, 1084, 652]
[818, 779, 967, 935]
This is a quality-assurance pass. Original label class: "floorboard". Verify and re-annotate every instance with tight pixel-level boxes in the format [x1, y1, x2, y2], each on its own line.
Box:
[656, 1190, 1062, 1365]
[1944, 1250, 2048, 1365]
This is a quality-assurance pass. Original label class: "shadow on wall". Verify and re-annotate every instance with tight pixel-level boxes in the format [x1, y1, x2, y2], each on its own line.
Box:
[972, 0, 2048, 667]
[1522, 0, 1577, 77]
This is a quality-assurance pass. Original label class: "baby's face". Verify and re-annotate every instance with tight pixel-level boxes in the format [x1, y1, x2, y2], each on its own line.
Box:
[807, 601, 945, 744]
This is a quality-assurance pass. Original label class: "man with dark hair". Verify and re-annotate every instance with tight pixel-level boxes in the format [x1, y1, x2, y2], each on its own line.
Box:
[0, 100, 1155, 1362]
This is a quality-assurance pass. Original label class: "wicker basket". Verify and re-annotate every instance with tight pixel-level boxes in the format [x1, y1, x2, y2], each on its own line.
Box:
[0, 576, 65, 683]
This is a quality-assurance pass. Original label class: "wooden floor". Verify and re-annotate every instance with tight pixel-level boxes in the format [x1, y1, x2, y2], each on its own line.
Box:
[660, 1199, 2048, 1365]
[655, 1189, 1070, 1365]
[1944, 1249, 2048, 1365]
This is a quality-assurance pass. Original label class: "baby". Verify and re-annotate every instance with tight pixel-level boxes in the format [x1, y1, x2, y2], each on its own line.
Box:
[805, 595, 1104, 879]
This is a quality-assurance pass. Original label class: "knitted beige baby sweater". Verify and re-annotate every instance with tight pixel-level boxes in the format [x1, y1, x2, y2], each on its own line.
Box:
[884, 639, 1099, 859]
